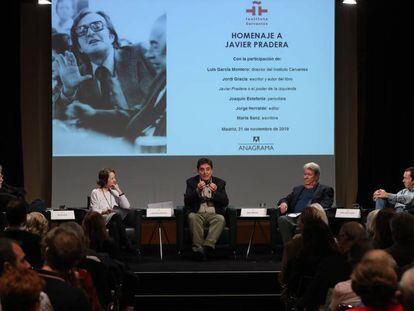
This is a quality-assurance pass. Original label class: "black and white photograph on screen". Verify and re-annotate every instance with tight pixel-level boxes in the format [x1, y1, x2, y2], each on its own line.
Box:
[52, 0, 167, 155]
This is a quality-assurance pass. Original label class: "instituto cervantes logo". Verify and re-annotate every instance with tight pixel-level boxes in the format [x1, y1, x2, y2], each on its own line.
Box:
[245, 0, 269, 26]
[246, 1, 268, 16]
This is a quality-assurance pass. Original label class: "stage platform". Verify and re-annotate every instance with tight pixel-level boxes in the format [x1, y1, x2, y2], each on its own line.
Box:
[128, 245, 284, 310]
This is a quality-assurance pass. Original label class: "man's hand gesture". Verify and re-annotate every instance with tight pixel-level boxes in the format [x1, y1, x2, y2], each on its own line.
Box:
[55, 51, 92, 96]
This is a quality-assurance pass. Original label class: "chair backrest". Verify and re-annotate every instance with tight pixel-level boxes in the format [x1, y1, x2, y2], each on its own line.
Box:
[87, 196, 91, 209]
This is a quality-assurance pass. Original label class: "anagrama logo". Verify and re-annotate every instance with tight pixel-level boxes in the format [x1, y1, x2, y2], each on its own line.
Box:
[238, 136, 274, 152]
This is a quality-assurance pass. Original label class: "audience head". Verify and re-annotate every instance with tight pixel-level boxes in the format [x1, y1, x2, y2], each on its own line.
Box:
[26, 212, 49, 237]
[351, 249, 398, 307]
[337, 221, 367, 254]
[5, 198, 28, 227]
[71, 9, 120, 58]
[365, 209, 379, 238]
[308, 203, 329, 225]
[373, 207, 396, 249]
[0, 268, 44, 311]
[390, 212, 414, 245]
[82, 211, 110, 249]
[303, 162, 320, 186]
[0, 238, 31, 276]
[403, 166, 414, 189]
[42, 226, 83, 273]
[347, 238, 374, 268]
[0, 164, 3, 186]
[298, 204, 328, 231]
[399, 267, 414, 311]
[197, 158, 213, 182]
[59, 221, 88, 249]
[146, 14, 166, 73]
[97, 168, 116, 188]
[301, 217, 336, 256]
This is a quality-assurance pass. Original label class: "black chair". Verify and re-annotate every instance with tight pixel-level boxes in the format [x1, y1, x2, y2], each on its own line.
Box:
[87, 196, 143, 250]
[0, 193, 15, 213]
[267, 207, 282, 251]
[175, 205, 237, 257]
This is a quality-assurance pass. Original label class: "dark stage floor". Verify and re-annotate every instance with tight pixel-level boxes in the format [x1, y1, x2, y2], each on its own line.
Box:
[128, 244, 281, 271]
[127, 245, 284, 310]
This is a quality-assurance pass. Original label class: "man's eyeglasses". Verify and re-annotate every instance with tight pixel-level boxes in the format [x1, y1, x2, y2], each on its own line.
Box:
[75, 20, 105, 37]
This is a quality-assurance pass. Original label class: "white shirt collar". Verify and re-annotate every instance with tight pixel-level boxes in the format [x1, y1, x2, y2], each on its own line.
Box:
[91, 47, 115, 76]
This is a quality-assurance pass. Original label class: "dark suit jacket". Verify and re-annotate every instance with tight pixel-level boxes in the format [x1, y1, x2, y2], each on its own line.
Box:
[0, 183, 26, 199]
[0, 184, 26, 212]
[1, 229, 43, 269]
[38, 269, 91, 311]
[125, 68, 166, 141]
[300, 253, 351, 308]
[55, 45, 155, 136]
[386, 242, 414, 268]
[278, 183, 334, 213]
[184, 176, 229, 216]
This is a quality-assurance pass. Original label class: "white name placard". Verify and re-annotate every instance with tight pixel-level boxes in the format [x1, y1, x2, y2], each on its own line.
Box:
[146, 208, 174, 217]
[240, 208, 267, 217]
[335, 208, 361, 219]
[147, 201, 174, 217]
[50, 210, 75, 220]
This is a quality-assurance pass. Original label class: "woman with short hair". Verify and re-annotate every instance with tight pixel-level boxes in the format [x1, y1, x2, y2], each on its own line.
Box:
[90, 168, 135, 253]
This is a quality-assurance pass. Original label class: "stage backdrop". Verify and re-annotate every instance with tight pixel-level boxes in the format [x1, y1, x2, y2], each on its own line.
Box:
[51, 0, 335, 208]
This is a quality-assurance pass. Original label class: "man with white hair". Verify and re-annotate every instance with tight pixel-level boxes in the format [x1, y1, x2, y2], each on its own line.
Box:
[277, 162, 334, 243]
[126, 14, 167, 141]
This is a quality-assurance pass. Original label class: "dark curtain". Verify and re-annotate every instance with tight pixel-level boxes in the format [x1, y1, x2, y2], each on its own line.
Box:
[1, 1, 24, 187]
[20, 1, 52, 204]
[335, 1, 358, 208]
[357, 0, 414, 208]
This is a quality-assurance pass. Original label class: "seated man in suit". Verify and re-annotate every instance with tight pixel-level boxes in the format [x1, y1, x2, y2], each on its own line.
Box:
[373, 166, 414, 212]
[0, 165, 45, 213]
[277, 162, 334, 244]
[54, 9, 155, 136]
[184, 158, 229, 260]
[126, 14, 166, 142]
[0, 165, 26, 206]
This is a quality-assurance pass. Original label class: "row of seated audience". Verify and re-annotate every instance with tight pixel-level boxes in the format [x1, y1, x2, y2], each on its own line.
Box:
[0, 198, 138, 311]
[0, 161, 413, 309]
[279, 203, 414, 311]
[0, 199, 413, 310]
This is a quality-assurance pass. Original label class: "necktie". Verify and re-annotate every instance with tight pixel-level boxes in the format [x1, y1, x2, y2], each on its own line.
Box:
[95, 65, 112, 108]
[95, 66, 128, 109]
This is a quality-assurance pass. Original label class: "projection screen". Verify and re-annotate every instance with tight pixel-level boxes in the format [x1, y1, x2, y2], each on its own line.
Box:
[51, 0, 335, 208]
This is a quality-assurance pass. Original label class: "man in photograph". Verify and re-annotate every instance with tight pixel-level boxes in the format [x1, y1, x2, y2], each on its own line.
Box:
[126, 14, 167, 142]
[54, 9, 155, 136]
